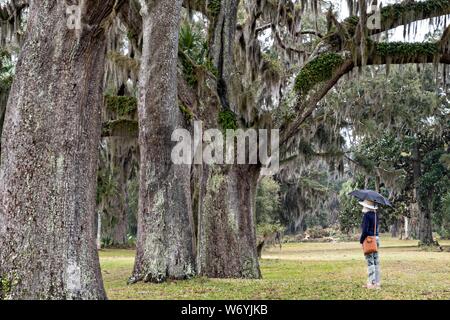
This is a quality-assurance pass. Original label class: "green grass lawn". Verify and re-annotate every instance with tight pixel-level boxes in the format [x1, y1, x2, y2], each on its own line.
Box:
[100, 236, 450, 300]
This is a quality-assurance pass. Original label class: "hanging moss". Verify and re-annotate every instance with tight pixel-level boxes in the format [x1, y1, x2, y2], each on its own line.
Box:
[261, 52, 283, 77]
[343, 0, 450, 32]
[218, 109, 238, 130]
[107, 52, 140, 74]
[380, 0, 450, 21]
[374, 42, 439, 57]
[105, 95, 138, 117]
[294, 53, 344, 95]
[102, 119, 138, 138]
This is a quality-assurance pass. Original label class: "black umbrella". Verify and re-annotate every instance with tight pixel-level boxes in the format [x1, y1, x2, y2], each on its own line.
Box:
[348, 189, 392, 207]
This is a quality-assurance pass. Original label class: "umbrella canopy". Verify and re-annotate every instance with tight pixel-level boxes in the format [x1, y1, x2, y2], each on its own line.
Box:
[348, 189, 392, 207]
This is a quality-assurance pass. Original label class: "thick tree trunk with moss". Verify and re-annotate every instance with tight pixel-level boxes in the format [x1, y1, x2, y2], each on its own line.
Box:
[129, 0, 196, 284]
[197, 165, 261, 279]
[192, 0, 262, 279]
[0, 1, 118, 299]
[418, 197, 434, 245]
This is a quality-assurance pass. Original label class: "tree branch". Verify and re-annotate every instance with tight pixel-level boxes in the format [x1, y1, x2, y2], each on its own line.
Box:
[345, 0, 450, 36]
[366, 42, 450, 65]
[281, 40, 450, 144]
[281, 59, 354, 144]
[296, 30, 324, 38]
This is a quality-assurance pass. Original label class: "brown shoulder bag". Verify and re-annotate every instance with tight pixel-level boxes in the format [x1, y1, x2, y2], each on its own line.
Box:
[363, 214, 378, 255]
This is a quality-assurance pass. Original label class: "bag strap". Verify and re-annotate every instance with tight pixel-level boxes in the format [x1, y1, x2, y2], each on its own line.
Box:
[373, 213, 377, 236]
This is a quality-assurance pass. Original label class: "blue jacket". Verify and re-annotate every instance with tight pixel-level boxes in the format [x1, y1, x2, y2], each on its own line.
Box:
[359, 211, 379, 244]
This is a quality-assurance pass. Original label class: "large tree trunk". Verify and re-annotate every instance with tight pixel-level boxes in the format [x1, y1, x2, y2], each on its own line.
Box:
[0, 1, 118, 299]
[197, 165, 261, 279]
[418, 198, 434, 245]
[129, 0, 196, 284]
[412, 142, 434, 245]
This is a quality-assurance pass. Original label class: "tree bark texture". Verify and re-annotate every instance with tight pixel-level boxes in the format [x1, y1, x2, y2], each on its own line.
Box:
[130, 0, 196, 283]
[209, 0, 239, 110]
[0, 0, 119, 299]
[197, 165, 261, 279]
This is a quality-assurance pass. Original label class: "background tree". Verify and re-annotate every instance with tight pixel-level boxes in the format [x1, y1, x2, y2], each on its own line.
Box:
[256, 177, 282, 225]
[327, 64, 449, 245]
[129, 0, 197, 284]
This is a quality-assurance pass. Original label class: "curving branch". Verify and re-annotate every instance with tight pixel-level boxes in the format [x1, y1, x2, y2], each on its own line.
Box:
[281, 40, 450, 144]
[273, 25, 307, 55]
[281, 58, 354, 144]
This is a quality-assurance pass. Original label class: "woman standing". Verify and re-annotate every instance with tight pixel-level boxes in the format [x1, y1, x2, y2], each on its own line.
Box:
[359, 199, 381, 289]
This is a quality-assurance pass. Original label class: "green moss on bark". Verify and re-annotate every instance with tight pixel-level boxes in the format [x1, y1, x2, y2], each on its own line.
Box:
[262, 52, 283, 78]
[294, 53, 344, 96]
[179, 101, 194, 121]
[105, 95, 138, 117]
[381, 0, 450, 20]
[373, 42, 439, 57]
[102, 119, 138, 137]
[218, 109, 238, 130]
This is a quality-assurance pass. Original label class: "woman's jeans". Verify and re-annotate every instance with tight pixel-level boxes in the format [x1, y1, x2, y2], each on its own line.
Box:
[364, 237, 380, 285]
